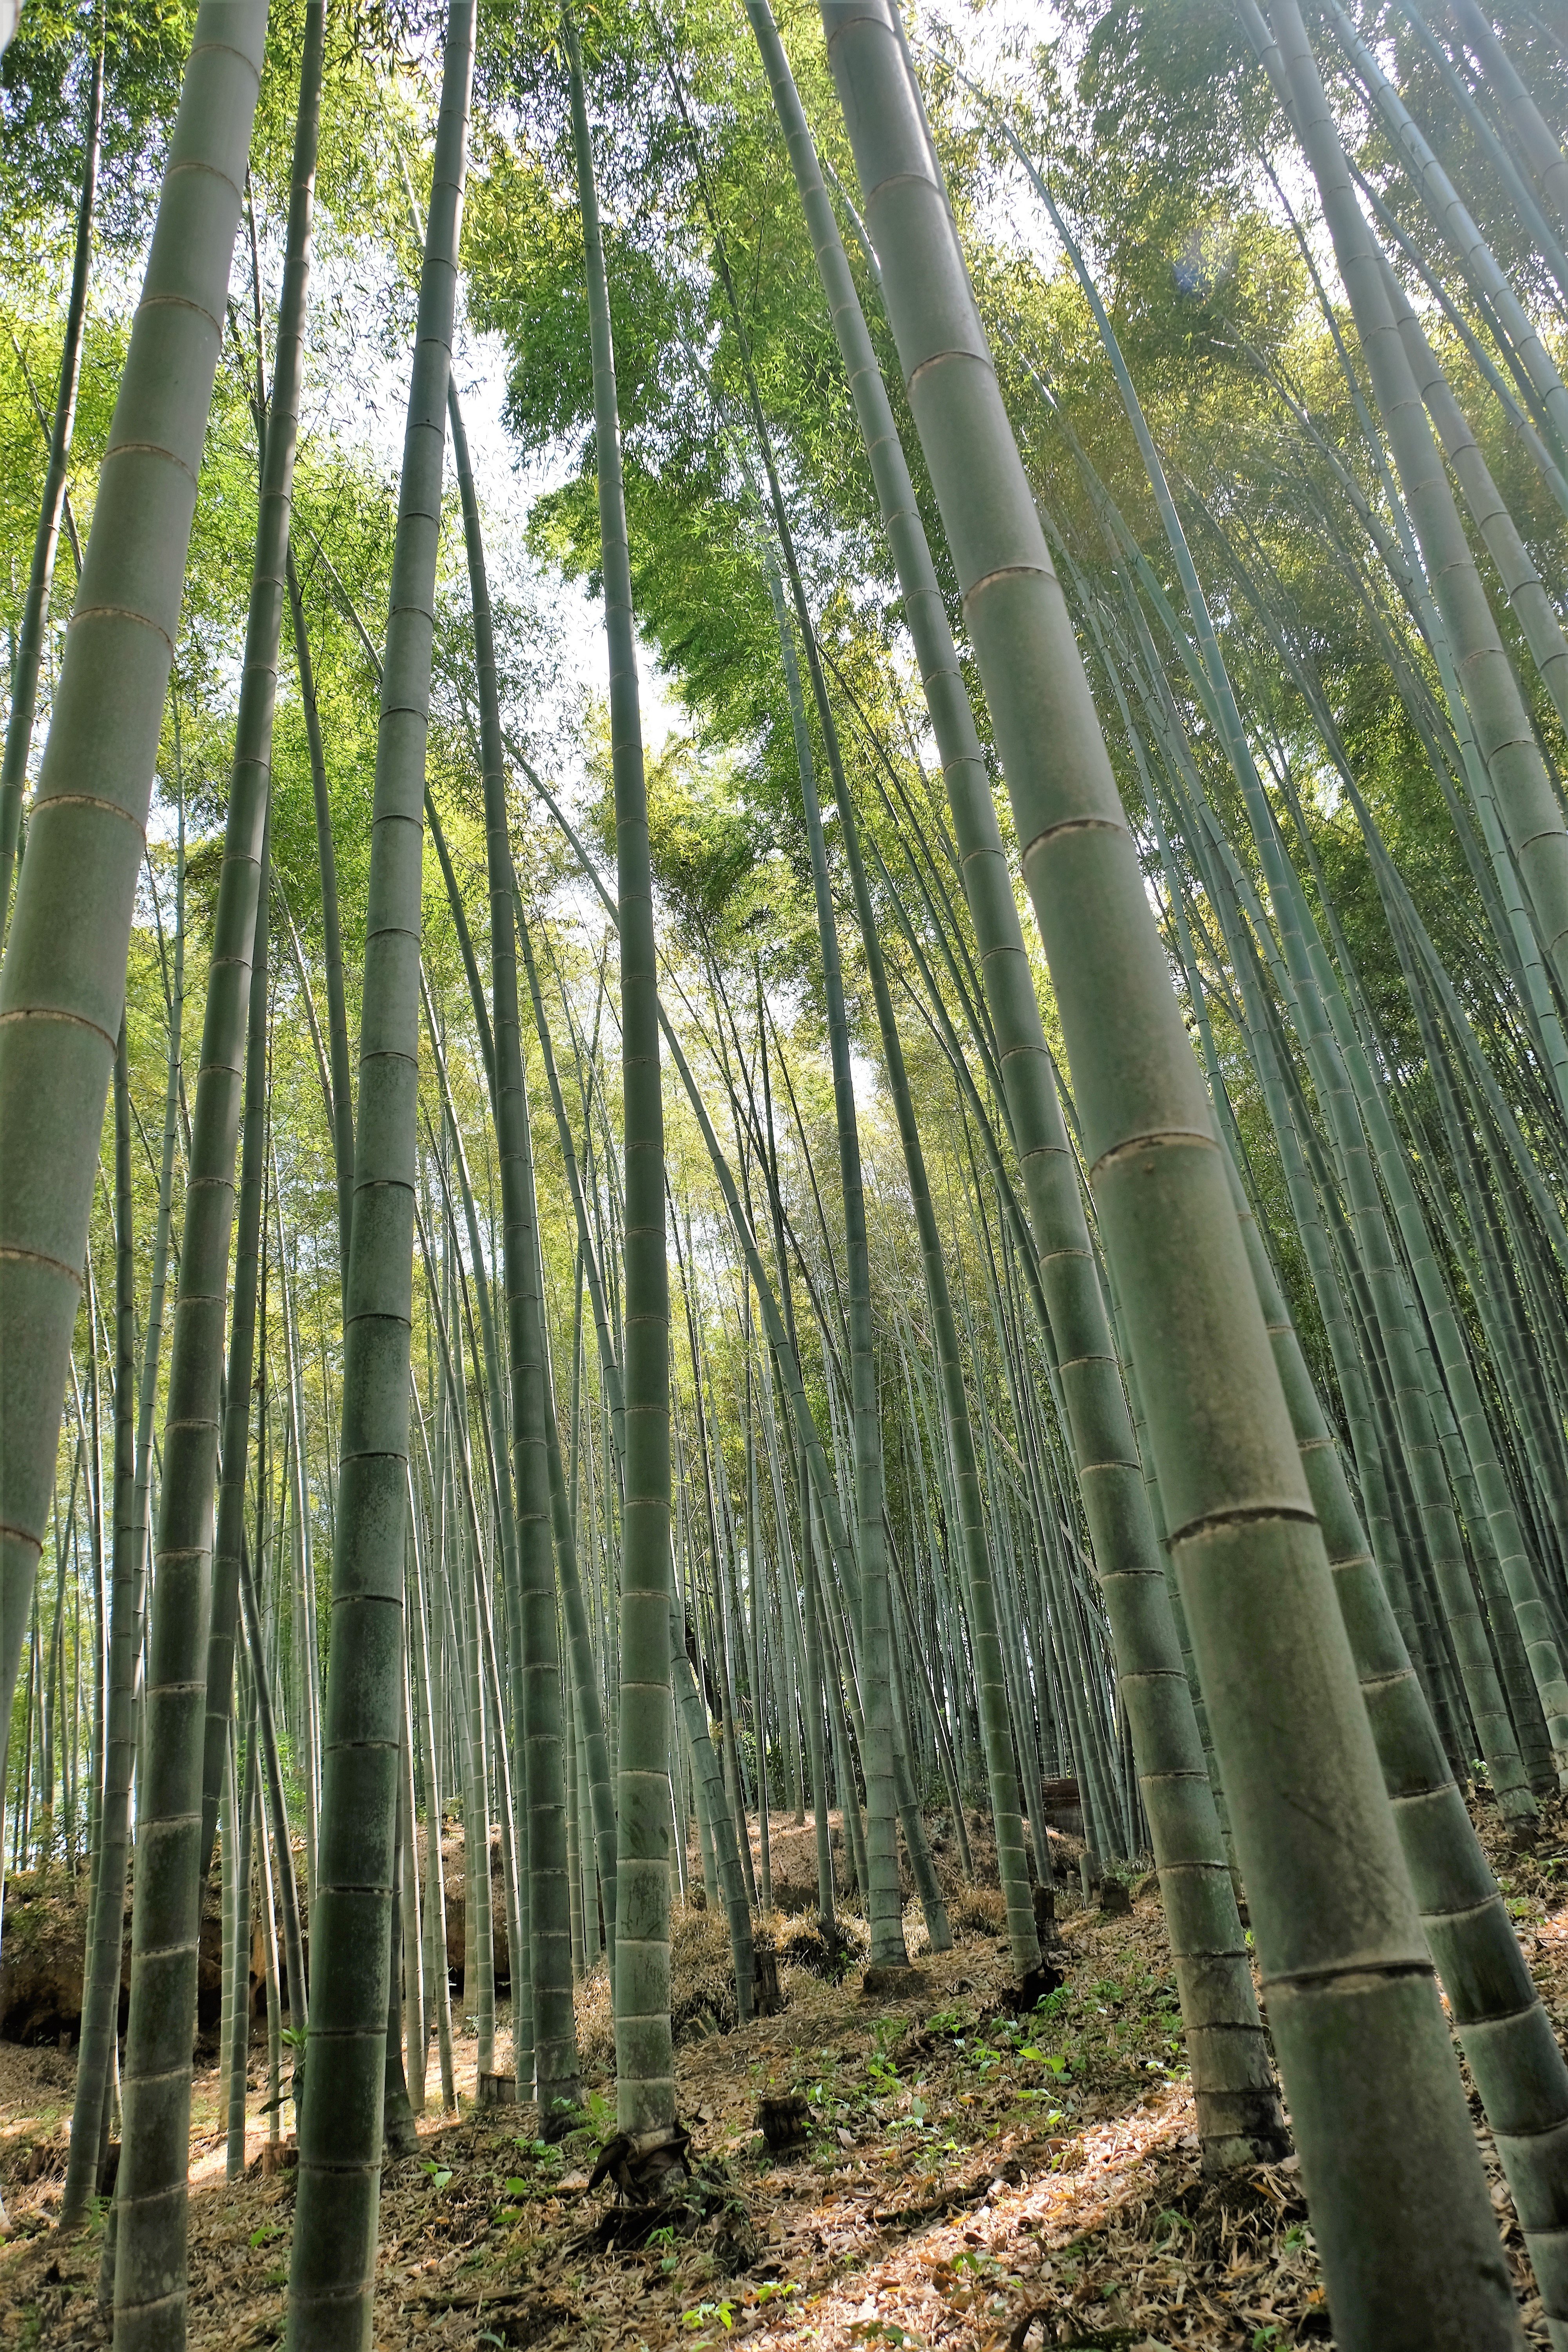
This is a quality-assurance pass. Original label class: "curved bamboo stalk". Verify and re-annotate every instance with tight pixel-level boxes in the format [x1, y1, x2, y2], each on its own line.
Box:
[285, 546, 356, 1285]
[236, 1535, 307, 2092]
[514, 885, 619, 1995]
[199, 817, 275, 1885]
[752, 540, 907, 1967]
[447, 388, 580, 2125]
[1381, 259, 1568, 740]
[225, 1684, 258, 2181]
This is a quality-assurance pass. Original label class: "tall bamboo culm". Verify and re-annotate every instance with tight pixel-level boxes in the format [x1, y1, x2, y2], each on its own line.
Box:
[0, 0, 267, 1811]
[751, 0, 1284, 2166]
[285, 3, 474, 2339]
[194, 2, 326, 1887]
[0, 25, 103, 932]
[564, 6, 677, 2150]
[817, 7, 1522, 2344]
[60, 1018, 135, 2228]
[447, 385, 581, 2125]
[114, 5, 324, 2326]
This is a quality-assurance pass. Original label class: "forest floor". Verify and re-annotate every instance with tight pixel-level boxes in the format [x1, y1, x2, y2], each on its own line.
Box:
[0, 1794, 1562, 2350]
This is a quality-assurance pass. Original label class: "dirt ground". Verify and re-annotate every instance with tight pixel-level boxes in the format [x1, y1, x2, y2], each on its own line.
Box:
[0, 1795, 1561, 2350]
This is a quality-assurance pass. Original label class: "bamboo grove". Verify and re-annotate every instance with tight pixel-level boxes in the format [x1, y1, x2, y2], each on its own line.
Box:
[9, 0, 1568, 2340]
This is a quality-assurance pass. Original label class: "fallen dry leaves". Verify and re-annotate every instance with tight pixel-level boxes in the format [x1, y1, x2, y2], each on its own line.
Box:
[0, 1798, 1559, 2350]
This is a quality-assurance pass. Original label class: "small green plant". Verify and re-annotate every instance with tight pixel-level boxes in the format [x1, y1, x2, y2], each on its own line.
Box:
[1018, 2044, 1070, 2078]
[681, 2296, 736, 2341]
[950, 2248, 1002, 2280]
[422, 2158, 454, 2193]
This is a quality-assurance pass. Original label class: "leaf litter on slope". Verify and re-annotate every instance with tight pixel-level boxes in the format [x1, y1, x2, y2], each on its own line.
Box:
[0, 1797, 1558, 2348]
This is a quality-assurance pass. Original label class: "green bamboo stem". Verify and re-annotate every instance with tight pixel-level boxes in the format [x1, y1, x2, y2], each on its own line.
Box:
[669, 1601, 755, 2019]
[284, 545, 355, 1285]
[740, 508, 905, 1962]
[516, 898, 627, 1459]
[114, 0, 324, 2305]
[1380, 256, 1568, 741]
[799, 587, 1036, 1965]
[62, 1018, 136, 2227]
[0, 0, 267, 1900]
[217, 1724, 239, 2165]
[514, 893, 621, 1992]
[0, 28, 103, 931]
[400, 1639, 426, 2112]
[819, 7, 1523, 2338]
[753, 0, 1282, 2149]
[1322, 0, 1568, 480]
[236, 1533, 307, 2083]
[407, 1478, 457, 2113]
[564, 4, 675, 2144]
[225, 1682, 258, 2180]
[1258, 0, 1568, 1004]
[1236, 1138, 1568, 2344]
[417, 1189, 499, 2076]
[446, 376, 579, 2122]
[118, 0, 325, 2307]
[199, 809, 274, 1886]
[664, 72, 915, 1942]
[1396, 0, 1568, 311]
[287, 2, 473, 2332]
[1451, 0, 1568, 234]
[1345, 148, 1568, 515]
[1088, 456, 1539, 1817]
[381, 1736, 419, 2158]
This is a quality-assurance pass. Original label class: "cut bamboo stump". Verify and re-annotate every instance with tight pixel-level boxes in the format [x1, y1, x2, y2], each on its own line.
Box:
[754, 1939, 782, 2016]
[757, 2092, 810, 2152]
[477, 2070, 517, 2109]
[861, 1964, 924, 2002]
